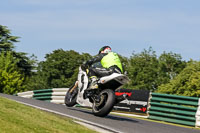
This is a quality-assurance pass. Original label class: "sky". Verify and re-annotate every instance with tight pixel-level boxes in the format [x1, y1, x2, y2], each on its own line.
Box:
[0, 0, 200, 61]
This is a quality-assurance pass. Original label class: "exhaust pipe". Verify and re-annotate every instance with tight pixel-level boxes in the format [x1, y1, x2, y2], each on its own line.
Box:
[115, 93, 128, 104]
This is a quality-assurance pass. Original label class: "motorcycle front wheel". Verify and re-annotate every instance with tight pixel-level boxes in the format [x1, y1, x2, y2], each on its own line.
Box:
[92, 89, 115, 117]
[65, 82, 78, 107]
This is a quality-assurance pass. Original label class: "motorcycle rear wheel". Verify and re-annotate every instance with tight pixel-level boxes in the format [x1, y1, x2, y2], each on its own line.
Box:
[65, 82, 78, 107]
[92, 89, 115, 117]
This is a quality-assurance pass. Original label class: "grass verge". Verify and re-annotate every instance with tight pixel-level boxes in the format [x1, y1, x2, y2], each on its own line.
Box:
[0, 96, 97, 133]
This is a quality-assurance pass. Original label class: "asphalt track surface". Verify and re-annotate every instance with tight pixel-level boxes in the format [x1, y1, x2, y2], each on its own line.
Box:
[0, 93, 199, 133]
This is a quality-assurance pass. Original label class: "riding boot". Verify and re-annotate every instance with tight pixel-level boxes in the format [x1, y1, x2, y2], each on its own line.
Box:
[88, 76, 98, 90]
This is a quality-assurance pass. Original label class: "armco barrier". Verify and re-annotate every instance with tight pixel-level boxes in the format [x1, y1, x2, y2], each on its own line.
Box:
[147, 92, 200, 127]
[17, 88, 68, 104]
[17, 88, 150, 114]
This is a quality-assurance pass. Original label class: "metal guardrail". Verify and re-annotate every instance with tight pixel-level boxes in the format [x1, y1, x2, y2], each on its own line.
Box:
[17, 88, 150, 114]
[147, 92, 200, 127]
[16, 88, 68, 104]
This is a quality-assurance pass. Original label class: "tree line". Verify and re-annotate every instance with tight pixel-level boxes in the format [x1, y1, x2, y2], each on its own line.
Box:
[0, 25, 199, 97]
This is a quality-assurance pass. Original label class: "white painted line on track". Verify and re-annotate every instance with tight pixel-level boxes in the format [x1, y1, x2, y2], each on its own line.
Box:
[74, 120, 113, 133]
[14, 100, 120, 133]
[111, 112, 148, 118]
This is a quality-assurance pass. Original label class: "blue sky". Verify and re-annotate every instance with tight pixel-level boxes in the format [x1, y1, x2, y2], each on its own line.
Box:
[1, 0, 200, 61]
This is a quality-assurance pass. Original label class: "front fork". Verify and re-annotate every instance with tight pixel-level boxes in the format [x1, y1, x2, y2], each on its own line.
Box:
[69, 81, 78, 93]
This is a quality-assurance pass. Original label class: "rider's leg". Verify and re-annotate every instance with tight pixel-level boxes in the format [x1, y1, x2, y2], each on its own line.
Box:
[87, 67, 116, 90]
[94, 67, 113, 77]
[87, 68, 99, 90]
[88, 76, 98, 89]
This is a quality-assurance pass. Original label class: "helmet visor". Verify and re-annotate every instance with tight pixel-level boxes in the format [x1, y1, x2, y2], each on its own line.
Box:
[101, 47, 111, 54]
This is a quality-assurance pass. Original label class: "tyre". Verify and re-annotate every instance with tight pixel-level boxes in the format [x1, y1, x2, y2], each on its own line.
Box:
[65, 82, 78, 107]
[92, 89, 115, 117]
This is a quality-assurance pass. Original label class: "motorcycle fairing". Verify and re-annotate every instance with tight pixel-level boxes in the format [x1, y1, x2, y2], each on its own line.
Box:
[76, 67, 93, 107]
[99, 73, 129, 85]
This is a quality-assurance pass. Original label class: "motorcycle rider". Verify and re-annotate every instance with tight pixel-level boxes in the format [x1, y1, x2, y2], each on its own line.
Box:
[82, 46, 124, 90]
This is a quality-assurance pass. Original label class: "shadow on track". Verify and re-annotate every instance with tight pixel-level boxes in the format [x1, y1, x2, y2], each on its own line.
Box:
[105, 115, 138, 123]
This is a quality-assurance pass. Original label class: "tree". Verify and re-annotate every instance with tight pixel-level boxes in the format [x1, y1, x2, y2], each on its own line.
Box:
[0, 24, 36, 77]
[27, 49, 91, 90]
[156, 60, 200, 97]
[0, 52, 25, 94]
[127, 47, 159, 91]
[118, 54, 129, 73]
[157, 51, 186, 85]
[0, 25, 19, 52]
[14, 52, 37, 77]
[0, 25, 37, 93]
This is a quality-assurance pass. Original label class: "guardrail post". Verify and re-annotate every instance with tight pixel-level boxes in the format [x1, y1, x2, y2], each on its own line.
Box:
[147, 92, 152, 118]
[196, 98, 200, 128]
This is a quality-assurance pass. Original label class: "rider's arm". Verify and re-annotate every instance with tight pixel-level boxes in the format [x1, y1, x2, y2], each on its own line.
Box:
[85, 53, 107, 67]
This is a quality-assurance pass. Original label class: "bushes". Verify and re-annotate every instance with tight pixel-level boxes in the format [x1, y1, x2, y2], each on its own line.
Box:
[0, 52, 25, 94]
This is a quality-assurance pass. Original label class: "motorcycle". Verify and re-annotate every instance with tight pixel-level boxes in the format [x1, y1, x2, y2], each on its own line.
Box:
[65, 66, 129, 117]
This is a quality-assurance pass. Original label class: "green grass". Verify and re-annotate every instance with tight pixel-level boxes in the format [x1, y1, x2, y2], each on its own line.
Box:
[0, 96, 97, 133]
